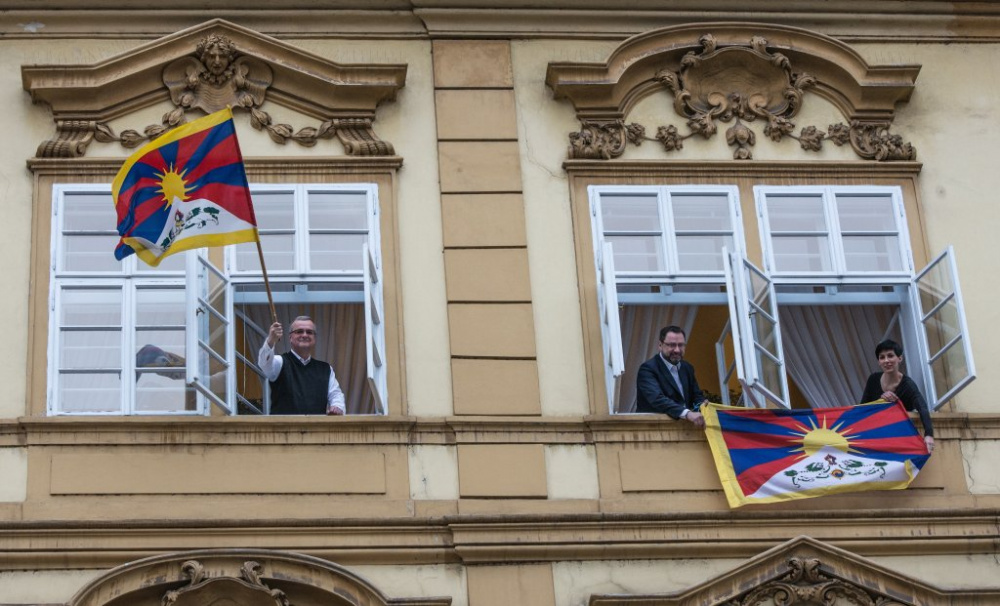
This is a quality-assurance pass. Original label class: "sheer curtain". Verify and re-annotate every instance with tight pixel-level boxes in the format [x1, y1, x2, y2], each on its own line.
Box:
[616, 305, 698, 413]
[244, 303, 375, 414]
[779, 305, 899, 408]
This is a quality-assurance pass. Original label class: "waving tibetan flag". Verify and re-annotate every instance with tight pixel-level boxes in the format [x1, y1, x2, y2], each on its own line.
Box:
[112, 107, 257, 266]
[702, 401, 930, 508]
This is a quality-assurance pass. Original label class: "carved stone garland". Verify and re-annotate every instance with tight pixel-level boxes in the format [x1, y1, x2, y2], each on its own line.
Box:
[90, 34, 393, 156]
[162, 559, 291, 606]
[567, 34, 915, 162]
[721, 556, 909, 606]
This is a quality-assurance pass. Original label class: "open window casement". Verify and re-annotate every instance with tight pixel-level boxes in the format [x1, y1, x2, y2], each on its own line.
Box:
[723, 249, 790, 408]
[186, 248, 236, 414]
[364, 234, 387, 414]
[597, 241, 626, 412]
[912, 246, 976, 409]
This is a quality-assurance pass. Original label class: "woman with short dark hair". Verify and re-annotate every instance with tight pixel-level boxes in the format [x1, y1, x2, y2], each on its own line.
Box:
[859, 339, 934, 452]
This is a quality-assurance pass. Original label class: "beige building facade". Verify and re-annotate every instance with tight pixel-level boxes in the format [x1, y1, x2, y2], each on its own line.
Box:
[2, 2, 1000, 605]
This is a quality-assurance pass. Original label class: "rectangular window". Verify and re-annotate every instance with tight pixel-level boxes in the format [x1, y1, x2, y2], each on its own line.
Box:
[593, 186, 743, 281]
[49, 184, 386, 416]
[756, 186, 911, 280]
[587, 182, 975, 416]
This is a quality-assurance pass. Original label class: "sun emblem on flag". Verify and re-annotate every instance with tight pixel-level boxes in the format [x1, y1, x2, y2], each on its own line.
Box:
[154, 164, 193, 209]
[788, 416, 862, 459]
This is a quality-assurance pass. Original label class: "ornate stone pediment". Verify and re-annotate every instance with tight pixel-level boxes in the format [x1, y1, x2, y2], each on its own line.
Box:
[22, 19, 406, 158]
[546, 23, 919, 161]
[68, 549, 451, 606]
[589, 535, 1000, 605]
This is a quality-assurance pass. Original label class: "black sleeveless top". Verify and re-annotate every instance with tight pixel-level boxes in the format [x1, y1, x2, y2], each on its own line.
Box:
[269, 354, 331, 415]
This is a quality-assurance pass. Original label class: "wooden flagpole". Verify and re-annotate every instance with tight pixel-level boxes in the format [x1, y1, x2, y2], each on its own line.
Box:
[254, 236, 277, 324]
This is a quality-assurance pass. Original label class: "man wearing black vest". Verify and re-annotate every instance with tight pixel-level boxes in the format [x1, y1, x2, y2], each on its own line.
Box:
[257, 316, 346, 415]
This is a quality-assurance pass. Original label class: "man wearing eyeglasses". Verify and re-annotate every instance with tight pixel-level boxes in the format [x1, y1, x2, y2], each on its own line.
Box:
[635, 325, 708, 427]
[257, 315, 346, 415]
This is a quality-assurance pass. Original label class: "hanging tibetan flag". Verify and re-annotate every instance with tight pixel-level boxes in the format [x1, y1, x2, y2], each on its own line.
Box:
[112, 107, 257, 267]
[702, 401, 930, 508]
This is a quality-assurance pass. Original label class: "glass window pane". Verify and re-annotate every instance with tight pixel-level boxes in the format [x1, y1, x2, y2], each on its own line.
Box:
[766, 195, 827, 231]
[234, 234, 295, 272]
[135, 370, 195, 413]
[63, 192, 114, 231]
[837, 194, 896, 231]
[922, 296, 961, 360]
[770, 236, 832, 272]
[250, 191, 295, 230]
[600, 194, 661, 232]
[135, 331, 186, 369]
[60, 330, 121, 369]
[139, 252, 186, 273]
[842, 236, 903, 272]
[309, 191, 368, 230]
[607, 235, 665, 272]
[136, 289, 185, 325]
[60, 289, 122, 325]
[58, 372, 121, 413]
[929, 336, 970, 402]
[197, 346, 228, 404]
[310, 234, 367, 272]
[61, 234, 122, 272]
[916, 258, 955, 317]
[671, 193, 732, 230]
[676, 235, 732, 272]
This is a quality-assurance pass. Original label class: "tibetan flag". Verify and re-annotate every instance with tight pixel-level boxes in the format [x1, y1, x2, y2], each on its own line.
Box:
[112, 107, 257, 267]
[702, 401, 930, 508]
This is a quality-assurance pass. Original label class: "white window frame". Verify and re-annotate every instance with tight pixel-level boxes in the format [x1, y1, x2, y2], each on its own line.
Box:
[48, 185, 191, 416]
[755, 185, 915, 283]
[755, 185, 975, 410]
[588, 185, 745, 413]
[188, 183, 387, 415]
[48, 183, 387, 416]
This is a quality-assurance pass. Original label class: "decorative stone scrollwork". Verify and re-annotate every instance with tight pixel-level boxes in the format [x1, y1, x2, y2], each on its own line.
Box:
[547, 26, 919, 162]
[36, 120, 99, 158]
[87, 34, 395, 155]
[850, 120, 917, 161]
[568, 120, 644, 159]
[24, 20, 406, 158]
[722, 556, 907, 606]
[162, 559, 291, 606]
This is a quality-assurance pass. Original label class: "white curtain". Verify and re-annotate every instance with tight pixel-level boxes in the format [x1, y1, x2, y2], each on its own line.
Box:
[779, 305, 899, 408]
[243, 303, 375, 414]
[616, 305, 698, 413]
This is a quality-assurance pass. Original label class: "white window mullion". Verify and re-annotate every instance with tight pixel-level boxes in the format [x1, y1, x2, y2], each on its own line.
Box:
[824, 187, 849, 275]
[123, 282, 137, 415]
[296, 186, 309, 274]
[661, 189, 678, 275]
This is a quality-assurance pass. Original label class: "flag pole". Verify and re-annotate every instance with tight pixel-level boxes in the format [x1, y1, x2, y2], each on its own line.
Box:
[254, 236, 277, 324]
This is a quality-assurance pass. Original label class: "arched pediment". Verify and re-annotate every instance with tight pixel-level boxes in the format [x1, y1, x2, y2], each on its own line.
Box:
[546, 23, 919, 161]
[589, 535, 1000, 605]
[21, 19, 407, 157]
[68, 549, 451, 606]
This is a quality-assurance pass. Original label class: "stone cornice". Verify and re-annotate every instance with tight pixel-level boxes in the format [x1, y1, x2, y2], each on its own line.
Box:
[5, 4, 1000, 41]
[27, 157, 405, 178]
[3, 412, 999, 447]
[0, 509, 997, 570]
[563, 160, 924, 179]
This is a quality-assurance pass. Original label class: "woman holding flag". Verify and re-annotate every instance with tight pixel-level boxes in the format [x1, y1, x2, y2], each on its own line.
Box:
[860, 339, 935, 453]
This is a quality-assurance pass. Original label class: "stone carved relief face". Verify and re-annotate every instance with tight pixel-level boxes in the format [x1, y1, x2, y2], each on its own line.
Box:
[202, 43, 231, 75]
[197, 35, 236, 77]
